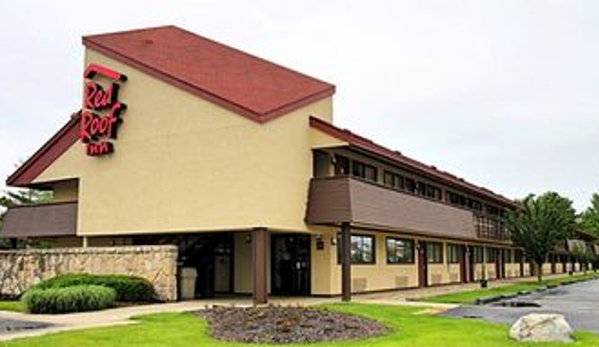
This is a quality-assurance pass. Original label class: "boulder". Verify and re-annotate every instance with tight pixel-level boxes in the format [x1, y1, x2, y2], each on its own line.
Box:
[509, 313, 573, 343]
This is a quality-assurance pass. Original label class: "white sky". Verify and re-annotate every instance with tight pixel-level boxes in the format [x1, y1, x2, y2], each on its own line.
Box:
[1, 0, 598, 211]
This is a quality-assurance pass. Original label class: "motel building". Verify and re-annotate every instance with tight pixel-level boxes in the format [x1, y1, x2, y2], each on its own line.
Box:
[1, 26, 596, 304]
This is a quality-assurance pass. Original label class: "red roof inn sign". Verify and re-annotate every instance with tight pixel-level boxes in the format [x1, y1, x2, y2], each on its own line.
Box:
[78, 64, 127, 156]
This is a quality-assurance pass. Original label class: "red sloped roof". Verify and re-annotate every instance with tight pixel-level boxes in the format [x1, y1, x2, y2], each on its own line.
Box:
[6, 116, 80, 187]
[83, 26, 335, 123]
[8, 27, 336, 187]
[310, 116, 520, 209]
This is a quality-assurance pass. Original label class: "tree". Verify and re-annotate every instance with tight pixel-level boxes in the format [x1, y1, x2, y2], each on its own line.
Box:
[507, 192, 576, 282]
[0, 188, 53, 249]
[581, 193, 599, 237]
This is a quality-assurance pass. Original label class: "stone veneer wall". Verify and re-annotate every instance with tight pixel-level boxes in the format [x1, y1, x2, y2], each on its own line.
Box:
[0, 245, 178, 301]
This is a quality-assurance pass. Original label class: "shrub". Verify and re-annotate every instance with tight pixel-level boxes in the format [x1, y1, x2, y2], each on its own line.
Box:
[33, 274, 155, 302]
[21, 285, 116, 314]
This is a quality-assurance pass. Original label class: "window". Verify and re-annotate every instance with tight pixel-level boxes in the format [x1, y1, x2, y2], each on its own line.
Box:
[334, 154, 349, 175]
[447, 244, 460, 263]
[405, 178, 416, 193]
[486, 248, 497, 263]
[504, 249, 515, 263]
[474, 246, 485, 263]
[427, 243, 443, 263]
[417, 182, 427, 196]
[351, 160, 377, 182]
[386, 238, 414, 264]
[337, 234, 376, 264]
[425, 184, 442, 200]
[313, 151, 329, 178]
[383, 171, 404, 190]
[515, 250, 523, 263]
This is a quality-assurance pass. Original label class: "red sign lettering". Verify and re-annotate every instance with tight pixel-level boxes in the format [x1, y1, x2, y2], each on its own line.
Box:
[77, 64, 127, 157]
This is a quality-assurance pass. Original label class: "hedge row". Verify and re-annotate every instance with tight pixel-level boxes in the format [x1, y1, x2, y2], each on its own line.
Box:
[21, 285, 116, 314]
[32, 273, 155, 302]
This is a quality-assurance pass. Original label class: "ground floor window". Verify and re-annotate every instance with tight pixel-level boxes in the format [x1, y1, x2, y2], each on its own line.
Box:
[446, 244, 460, 263]
[474, 246, 485, 263]
[486, 248, 498, 262]
[386, 237, 414, 264]
[337, 234, 376, 264]
[504, 249, 516, 263]
[427, 242, 443, 263]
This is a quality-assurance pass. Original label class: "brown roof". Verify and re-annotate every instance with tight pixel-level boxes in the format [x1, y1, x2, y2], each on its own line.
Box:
[83, 26, 335, 123]
[0, 202, 77, 238]
[310, 116, 519, 208]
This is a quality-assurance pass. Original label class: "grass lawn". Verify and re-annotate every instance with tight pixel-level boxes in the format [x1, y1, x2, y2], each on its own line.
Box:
[0, 301, 25, 313]
[1, 303, 597, 347]
[422, 272, 599, 304]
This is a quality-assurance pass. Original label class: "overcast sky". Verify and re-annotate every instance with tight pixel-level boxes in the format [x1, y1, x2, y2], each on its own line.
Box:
[1, 0, 598, 211]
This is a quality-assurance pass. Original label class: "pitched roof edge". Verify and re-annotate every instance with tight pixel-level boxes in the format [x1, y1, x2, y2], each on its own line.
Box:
[309, 116, 520, 209]
[83, 38, 335, 124]
[6, 116, 80, 187]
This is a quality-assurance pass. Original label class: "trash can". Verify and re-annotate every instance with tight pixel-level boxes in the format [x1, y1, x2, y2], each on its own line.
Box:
[178, 267, 197, 300]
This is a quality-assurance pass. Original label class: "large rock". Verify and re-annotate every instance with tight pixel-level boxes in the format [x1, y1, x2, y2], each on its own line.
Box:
[509, 313, 573, 343]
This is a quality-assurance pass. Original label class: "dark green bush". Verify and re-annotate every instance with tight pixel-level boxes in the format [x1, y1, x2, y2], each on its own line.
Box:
[21, 285, 116, 314]
[33, 273, 155, 302]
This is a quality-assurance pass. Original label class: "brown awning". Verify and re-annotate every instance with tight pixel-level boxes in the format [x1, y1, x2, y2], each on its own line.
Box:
[306, 176, 478, 241]
[0, 202, 77, 238]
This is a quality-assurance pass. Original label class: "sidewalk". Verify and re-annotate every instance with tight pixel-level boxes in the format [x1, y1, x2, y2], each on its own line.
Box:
[0, 297, 335, 342]
[354, 273, 569, 303]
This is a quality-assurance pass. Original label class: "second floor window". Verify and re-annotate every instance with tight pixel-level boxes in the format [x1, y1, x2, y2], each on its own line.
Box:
[352, 160, 377, 182]
[384, 171, 405, 190]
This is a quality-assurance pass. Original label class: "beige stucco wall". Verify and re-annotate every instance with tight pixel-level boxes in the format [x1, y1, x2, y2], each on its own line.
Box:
[542, 263, 552, 275]
[474, 262, 499, 281]
[310, 227, 335, 295]
[505, 263, 520, 278]
[523, 262, 531, 276]
[34, 48, 333, 237]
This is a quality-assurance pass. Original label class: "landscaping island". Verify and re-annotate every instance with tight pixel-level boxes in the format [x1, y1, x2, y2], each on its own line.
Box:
[197, 306, 389, 344]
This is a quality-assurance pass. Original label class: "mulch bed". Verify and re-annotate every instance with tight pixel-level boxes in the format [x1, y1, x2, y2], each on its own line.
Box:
[196, 306, 390, 344]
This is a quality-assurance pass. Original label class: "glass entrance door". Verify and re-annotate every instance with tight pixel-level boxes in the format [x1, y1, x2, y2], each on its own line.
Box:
[271, 234, 311, 296]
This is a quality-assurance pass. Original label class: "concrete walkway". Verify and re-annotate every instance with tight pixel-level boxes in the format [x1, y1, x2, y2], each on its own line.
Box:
[0, 273, 577, 342]
[355, 273, 570, 303]
[0, 297, 336, 342]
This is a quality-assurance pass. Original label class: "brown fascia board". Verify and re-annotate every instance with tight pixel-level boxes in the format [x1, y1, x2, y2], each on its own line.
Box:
[6, 116, 80, 187]
[310, 116, 520, 209]
[82, 39, 335, 124]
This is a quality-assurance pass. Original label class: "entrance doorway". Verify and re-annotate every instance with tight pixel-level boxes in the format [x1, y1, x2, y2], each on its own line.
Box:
[418, 241, 428, 287]
[179, 233, 234, 298]
[271, 234, 311, 296]
[459, 245, 468, 283]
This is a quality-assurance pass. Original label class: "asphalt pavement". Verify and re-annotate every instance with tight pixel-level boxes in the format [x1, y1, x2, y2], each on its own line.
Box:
[443, 278, 599, 333]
